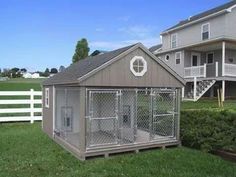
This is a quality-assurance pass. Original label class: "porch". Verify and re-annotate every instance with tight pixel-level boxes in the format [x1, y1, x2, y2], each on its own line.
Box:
[183, 41, 236, 101]
[184, 41, 236, 79]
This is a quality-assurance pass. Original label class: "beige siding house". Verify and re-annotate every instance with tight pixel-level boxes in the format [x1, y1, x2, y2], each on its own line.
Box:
[42, 43, 185, 160]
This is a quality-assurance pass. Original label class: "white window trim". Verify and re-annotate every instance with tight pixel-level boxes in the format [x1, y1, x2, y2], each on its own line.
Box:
[165, 54, 170, 62]
[45, 88, 49, 108]
[171, 33, 178, 48]
[206, 52, 214, 65]
[201, 23, 210, 40]
[175, 52, 182, 65]
[130, 56, 147, 77]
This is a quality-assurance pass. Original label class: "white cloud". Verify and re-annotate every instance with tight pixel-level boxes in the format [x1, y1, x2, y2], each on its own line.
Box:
[118, 25, 156, 38]
[95, 28, 104, 32]
[118, 16, 131, 22]
[90, 37, 159, 50]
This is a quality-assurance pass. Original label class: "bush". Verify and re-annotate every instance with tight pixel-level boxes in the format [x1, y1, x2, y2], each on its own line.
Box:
[180, 109, 236, 152]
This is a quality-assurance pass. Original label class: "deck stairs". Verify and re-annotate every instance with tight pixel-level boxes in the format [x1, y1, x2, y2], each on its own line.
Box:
[184, 80, 216, 101]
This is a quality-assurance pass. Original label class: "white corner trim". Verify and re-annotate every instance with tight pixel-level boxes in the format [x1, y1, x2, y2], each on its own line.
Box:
[130, 56, 147, 77]
[45, 88, 50, 108]
[227, 4, 236, 12]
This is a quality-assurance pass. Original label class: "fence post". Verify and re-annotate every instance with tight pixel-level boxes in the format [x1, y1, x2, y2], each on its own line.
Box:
[216, 62, 218, 77]
[30, 89, 34, 123]
[193, 77, 197, 101]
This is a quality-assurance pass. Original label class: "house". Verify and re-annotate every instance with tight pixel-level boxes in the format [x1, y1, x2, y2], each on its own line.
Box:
[23, 72, 40, 78]
[42, 43, 185, 160]
[90, 50, 108, 56]
[151, 1, 236, 101]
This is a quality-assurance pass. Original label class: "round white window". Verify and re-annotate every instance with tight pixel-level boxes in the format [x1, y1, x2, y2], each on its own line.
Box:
[130, 56, 147, 77]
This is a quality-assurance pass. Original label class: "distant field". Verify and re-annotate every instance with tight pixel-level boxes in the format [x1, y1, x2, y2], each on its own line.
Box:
[0, 78, 45, 91]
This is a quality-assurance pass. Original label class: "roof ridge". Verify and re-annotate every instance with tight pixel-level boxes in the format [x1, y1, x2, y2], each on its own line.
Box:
[163, 0, 236, 33]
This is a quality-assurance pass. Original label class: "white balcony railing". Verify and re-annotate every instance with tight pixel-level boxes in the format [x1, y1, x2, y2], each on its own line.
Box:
[184, 64, 206, 78]
[224, 63, 236, 77]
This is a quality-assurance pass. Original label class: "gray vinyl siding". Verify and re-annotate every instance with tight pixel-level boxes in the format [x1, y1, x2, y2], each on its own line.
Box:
[42, 86, 54, 137]
[226, 7, 236, 38]
[157, 51, 185, 78]
[162, 14, 228, 51]
[79, 48, 184, 88]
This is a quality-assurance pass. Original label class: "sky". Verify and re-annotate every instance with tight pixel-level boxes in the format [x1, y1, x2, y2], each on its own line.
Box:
[0, 0, 231, 71]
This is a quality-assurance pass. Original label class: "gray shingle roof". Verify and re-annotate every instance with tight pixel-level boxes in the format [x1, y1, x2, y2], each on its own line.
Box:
[43, 44, 136, 85]
[163, 1, 236, 32]
[149, 44, 162, 53]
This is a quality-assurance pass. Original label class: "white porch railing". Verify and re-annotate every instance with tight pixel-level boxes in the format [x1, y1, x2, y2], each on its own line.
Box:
[224, 63, 236, 77]
[184, 64, 206, 78]
[0, 89, 42, 123]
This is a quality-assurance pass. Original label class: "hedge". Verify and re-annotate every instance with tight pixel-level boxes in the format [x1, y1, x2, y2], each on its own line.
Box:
[180, 109, 236, 153]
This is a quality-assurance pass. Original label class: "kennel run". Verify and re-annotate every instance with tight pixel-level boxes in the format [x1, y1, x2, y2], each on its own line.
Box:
[42, 43, 185, 160]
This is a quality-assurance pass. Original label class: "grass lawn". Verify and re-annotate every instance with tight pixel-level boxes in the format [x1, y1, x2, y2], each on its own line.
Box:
[0, 78, 45, 91]
[181, 99, 236, 110]
[0, 123, 235, 177]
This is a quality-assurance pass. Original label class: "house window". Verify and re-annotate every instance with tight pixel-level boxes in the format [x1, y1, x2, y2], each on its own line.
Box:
[45, 88, 49, 108]
[202, 23, 210, 40]
[175, 52, 181, 64]
[171, 33, 178, 48]
[165, 54, 170, 61]
[207, 53, 214, 64]
[130, 56, 147, 77]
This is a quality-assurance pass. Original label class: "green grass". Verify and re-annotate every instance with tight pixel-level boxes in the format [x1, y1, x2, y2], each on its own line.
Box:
[0, 78, 45, 91]
[181, 99, 236, 110]
[0, 123, 235, 177]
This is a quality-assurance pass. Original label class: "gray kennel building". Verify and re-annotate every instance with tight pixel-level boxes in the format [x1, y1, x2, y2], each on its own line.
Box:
[42, 43, 185, 160]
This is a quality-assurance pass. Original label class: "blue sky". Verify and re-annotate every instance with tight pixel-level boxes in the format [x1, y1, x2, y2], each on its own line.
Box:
[0, 0, 230, 71]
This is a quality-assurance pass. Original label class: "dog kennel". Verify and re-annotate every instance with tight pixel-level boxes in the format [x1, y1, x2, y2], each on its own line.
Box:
[42, 43, 185, 160]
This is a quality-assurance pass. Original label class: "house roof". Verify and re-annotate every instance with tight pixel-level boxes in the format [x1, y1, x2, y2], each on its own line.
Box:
[163, 1, 236, 33]
[149, 44, 162, 53]
[43, 44, 136, 85]
[43, 43, 185, 86]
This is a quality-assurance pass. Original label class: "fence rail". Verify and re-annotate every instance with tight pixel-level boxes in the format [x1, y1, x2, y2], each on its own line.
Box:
[184, 64, 206, 78]
[225, 63, 236, 77]
[0, 89, 42, 123]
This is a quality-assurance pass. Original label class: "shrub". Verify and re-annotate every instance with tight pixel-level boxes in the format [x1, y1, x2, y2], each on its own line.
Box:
[180, 109, 236, 152]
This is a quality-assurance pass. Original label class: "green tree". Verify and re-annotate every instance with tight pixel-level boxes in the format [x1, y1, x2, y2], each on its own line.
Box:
[72, 38, 90, 63]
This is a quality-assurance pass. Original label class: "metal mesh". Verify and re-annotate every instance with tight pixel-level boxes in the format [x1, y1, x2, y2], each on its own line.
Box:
[55, 87, 80, 149]
[86, 88, 179, 148]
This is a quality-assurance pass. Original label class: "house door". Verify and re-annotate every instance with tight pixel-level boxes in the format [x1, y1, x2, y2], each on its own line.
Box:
[191, 53, 200, 66]
[87, 90, 119, 147]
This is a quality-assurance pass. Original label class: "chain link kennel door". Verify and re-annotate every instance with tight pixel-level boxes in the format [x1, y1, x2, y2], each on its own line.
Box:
[151, 89, 177, 140]
[87, 90, 119, 147]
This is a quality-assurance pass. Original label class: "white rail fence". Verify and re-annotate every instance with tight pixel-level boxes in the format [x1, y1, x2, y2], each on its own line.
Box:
[184, 64, 206, 78]
[0, 89, 42, 123]
[225, 63, 236, 77]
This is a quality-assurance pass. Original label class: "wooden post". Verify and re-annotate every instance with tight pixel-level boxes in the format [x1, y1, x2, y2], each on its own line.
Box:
[222, 80, 225, 102]
[217, 89, 221, 108]
[30, 89, 34, 124]
[79, 87, 86, 158]
[182, 87, 185, 99]
[204, 63, 207, 77]
[193, 77, 197, 101]
[222, 41, 226, 76]
[215, 62, 219, 77]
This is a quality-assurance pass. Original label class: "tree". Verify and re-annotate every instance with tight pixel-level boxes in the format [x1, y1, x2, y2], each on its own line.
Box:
[42, 68, 50, 77]
[50, 68, 58, 74]
[72, 38, 90, 63]
[59, 65, 65, 72]
[20, 68, 27, 73]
